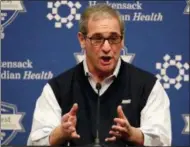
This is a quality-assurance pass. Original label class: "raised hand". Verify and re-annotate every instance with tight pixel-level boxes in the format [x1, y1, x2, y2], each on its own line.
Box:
[105, 105, 133, 142]
[61, 103, 80, 140]
[49, 103, 80, 145]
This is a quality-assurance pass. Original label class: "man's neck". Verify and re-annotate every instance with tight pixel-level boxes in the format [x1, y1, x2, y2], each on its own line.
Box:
[93, 70, 113, 83]
[83, 58, 121, 83]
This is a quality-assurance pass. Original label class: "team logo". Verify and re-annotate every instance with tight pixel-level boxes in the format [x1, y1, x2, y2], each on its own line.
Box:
[1, 1, 26, 39]
[156, 54, 189, 90]
[47, 1, 81, 29]
[184, 0, 190, 14]
[182, 114, 190, 134]
[1, 102, 25, 145]
[74, 45, 135, 64]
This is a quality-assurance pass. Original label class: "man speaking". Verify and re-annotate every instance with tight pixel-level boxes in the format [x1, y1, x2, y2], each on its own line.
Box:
[27, 4, 171, 146]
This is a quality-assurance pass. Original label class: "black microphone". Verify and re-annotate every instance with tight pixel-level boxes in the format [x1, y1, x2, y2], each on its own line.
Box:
[94, 82, 102, 147]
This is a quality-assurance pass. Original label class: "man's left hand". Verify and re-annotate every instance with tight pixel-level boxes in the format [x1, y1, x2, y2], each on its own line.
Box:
[105, 105, 133, 142]
[105, 105, 144, 145]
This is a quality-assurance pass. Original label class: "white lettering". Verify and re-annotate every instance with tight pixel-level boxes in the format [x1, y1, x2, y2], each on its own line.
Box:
[0, 59, 33, 69]
[88, 1, 143, 10]
[120, 14, 131, 21]
[1, 70, 21, 79]
[23, 71, 53, 80]
[133, 12, 163, 21]
[89, 1, 97, 6]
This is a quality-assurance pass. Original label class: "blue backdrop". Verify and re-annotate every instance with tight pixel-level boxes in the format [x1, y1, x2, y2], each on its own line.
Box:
[1, 1, 189, 146]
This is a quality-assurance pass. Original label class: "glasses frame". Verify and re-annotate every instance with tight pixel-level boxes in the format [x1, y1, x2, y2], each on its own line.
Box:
[84, 34, 123, 46]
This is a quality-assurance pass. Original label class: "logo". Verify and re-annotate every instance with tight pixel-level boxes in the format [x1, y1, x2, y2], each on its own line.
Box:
[89, 1, 163, 22]
[182, 114, 190, 134]
[156, 54, 189, 90]
[184, 0, 190, 14]
[1, 1, 26, 39]
[74, 45, 135, 64]
[47, 1, 81, 29]
[1, 102, 25, 145]
[122, 99, 131, 104]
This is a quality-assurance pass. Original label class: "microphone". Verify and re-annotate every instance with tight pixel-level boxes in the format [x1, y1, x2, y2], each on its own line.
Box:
[96, 83, 102, 91]
[94, 82, 102, 147]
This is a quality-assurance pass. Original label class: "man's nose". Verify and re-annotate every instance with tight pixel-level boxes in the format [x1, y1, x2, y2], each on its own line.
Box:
[101, 40, 111, 53]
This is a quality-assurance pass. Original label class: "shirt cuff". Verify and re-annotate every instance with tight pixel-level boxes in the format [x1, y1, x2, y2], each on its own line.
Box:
[30, 128, 52, 145]
[139, 127, 163, 146]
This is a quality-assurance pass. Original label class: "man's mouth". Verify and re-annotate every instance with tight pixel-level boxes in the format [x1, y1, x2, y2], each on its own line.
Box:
[100, 56, 112, 64]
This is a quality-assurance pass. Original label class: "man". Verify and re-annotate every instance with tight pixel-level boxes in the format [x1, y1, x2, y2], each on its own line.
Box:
[27, 4, 171, 146]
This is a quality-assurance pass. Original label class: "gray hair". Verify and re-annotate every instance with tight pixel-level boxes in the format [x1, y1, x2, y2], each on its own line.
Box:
[79, 4, 125, 36]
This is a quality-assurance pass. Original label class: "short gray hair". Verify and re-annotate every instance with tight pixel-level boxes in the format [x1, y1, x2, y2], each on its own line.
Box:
[79, 4, 125, 36]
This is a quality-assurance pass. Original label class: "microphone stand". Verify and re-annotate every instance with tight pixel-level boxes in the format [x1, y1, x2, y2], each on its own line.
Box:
[93, 83, 101, 147]
[88, 83, 108, 147]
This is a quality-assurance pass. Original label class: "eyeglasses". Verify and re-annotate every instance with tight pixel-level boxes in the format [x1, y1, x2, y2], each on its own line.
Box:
[84, 34, 123, 46]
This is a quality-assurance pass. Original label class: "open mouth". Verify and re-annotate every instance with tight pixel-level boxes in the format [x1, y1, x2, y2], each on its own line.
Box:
[100, 56, 112, 64]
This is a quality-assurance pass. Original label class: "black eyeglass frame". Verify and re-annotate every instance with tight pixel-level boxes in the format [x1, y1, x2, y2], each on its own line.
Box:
[84, 34, 123, 46]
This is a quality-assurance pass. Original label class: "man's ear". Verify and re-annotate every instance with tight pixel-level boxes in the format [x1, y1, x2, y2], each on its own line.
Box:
[78, 32, 86, 49]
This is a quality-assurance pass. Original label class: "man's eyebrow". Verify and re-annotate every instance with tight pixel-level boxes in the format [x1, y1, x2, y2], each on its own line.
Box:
[91, 32, 120, 36]
[110, 32, 121, 36]
[91, 33, 103, 36]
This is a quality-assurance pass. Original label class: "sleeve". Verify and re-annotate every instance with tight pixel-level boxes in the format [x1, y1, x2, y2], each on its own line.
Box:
[139, 79, 172, 146]
[27, 83, 62, 146]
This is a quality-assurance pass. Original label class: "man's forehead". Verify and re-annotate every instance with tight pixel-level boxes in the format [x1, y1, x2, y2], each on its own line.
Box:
[86, 16, 121, 36]
[90, 13, 114, 21]
[88, 14, 119, 24]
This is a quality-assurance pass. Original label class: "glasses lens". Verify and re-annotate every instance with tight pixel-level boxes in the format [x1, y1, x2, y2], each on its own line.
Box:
[91, 37, 104, 46]
[86, 34, 122, 46]
[109, 36, 122, 44]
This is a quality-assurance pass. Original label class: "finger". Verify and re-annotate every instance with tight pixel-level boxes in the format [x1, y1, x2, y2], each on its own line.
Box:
[116, 122, 121, 126]
[114, 118, 127, 127]
[68, 126, 76, 132]
[68, 116, 77, 128]
[111, 125, 127, 133]
[109, 130, 122, 138]
[105, 136, 116, 142]
[69, 103, 78, 116]
[69, 116, 76, 123]
[62, 121, 72, 129]
[71, 131, 80, 139]
[117, 105, 126, 119]
[62, 113, 70, 122]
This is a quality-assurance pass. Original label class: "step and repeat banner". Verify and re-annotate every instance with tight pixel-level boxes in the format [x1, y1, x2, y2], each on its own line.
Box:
[1, 0, 189, 146]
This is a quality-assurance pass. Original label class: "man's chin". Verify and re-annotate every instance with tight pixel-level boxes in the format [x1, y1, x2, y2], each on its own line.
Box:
[99, 65, 114, 75]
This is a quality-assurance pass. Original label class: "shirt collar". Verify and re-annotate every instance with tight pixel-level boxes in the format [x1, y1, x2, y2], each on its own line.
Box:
[83, 56, 121, 78]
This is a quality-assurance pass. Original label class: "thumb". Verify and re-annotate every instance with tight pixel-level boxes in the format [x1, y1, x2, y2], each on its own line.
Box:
[117, 105, 126, 119]
[69, 103, 78, 116]
[71, 131, 80, 139]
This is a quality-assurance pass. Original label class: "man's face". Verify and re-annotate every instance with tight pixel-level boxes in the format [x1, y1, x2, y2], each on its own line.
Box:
[79, 16, 124, 76]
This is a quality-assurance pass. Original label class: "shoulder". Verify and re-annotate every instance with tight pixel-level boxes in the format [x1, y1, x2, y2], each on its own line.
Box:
[48, 62, 83, 92]
[46, 62, 83, 107]
[49, 62, 82, 85]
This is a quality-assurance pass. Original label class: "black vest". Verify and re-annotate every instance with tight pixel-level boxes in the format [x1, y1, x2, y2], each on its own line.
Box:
[48, 60, 156, 146]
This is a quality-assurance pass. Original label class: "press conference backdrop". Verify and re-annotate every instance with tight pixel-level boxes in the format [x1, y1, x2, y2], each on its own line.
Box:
[1, 0, 189, 146]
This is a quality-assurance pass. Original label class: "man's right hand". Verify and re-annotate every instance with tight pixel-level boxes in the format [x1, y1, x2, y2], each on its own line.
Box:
[61, 103, 80, 139]
[49, 103, 80, 145]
